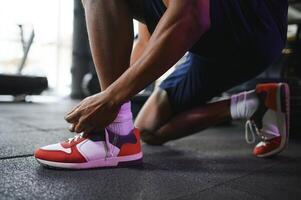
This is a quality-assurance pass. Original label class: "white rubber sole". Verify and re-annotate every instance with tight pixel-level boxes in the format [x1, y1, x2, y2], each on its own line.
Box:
[256, 83, 290, 158]
[36, 152, 143, 169]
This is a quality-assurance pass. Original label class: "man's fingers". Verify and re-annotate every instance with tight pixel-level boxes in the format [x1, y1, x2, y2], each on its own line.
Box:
[65, 110, 81, 123]
[66, 103, 82, 116]
[69, 123, 76, 132]
[74, 123, 83, 133]
[64, 102, 84, 122]
[83, 126, 94, 135]
[74, 120, 91, 133]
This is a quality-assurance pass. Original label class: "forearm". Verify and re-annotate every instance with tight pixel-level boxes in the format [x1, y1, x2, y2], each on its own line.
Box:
[106, 2, 209, 106]
[130, 41, 147, 66]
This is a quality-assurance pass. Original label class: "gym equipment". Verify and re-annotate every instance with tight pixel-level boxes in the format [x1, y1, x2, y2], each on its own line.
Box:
[71, 0, 92, 99]
[0, 25, 48, 100]
[286, 2, 301, 136]
[82, 72, 100, 97]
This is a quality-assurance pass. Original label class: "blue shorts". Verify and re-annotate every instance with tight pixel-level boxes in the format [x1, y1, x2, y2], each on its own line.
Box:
[159, 53, 266, 113]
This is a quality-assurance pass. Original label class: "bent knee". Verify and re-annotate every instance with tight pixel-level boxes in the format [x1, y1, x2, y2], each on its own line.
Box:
[135, 89, 172, 131]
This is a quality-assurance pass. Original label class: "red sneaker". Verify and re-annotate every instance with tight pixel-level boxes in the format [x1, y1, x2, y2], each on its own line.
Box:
[34, 128, 143, 169]
[245, 83, 290, 158]
[253, 137, 282, 157]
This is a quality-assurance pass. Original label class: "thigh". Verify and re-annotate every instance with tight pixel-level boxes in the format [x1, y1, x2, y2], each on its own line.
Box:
[160, 53, 266, 114]
[159, 53, 192, 89]
[135, 53, 192, 131]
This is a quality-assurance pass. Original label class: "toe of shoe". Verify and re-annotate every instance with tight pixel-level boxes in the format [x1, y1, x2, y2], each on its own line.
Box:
[253, 145, 279, 157]
[253, 146, 266, 157]
[34, 148, 66, 162]
[253, 137, 283, 157]
[34, 147, 49, 160]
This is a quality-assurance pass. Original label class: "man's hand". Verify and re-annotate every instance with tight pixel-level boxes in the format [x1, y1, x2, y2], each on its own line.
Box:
[64, 91, 120, 134]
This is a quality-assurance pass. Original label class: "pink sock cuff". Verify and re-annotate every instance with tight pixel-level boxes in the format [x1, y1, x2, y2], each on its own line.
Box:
[119, 101, 131, 112]
[114, 101, 133, 122]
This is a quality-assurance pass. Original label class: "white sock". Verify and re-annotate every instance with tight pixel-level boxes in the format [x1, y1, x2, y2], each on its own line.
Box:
[107, 101, 134, 136]
[230, 90, 259, 120]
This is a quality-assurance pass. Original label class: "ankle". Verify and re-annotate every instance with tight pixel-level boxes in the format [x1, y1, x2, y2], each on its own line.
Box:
[107, 101, 134, 136]
[230, 90, 259, 120]
[114, 101, 133, 122]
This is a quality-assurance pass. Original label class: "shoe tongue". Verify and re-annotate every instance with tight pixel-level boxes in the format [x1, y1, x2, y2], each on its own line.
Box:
[85, 130, 106, 142]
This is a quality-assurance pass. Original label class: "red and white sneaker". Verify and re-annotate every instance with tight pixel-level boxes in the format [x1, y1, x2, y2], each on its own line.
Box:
[245, 83, 290, 158]
[34, 128, 143, 169]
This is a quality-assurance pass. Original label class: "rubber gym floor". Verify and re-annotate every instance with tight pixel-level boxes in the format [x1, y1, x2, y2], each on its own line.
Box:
[0, 100, 301, 200]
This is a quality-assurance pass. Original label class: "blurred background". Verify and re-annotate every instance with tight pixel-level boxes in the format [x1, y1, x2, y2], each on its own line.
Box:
[0, 0, 74, 96]
[0, 0, 139, 99]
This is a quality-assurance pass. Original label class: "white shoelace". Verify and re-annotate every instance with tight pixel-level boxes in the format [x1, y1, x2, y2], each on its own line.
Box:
[245, 120, 269, 144]
[104, 128, 115, 158]
[66, 130, 116, 158]
[67, 133, 84, 144]
[245, 120, 259, 144]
